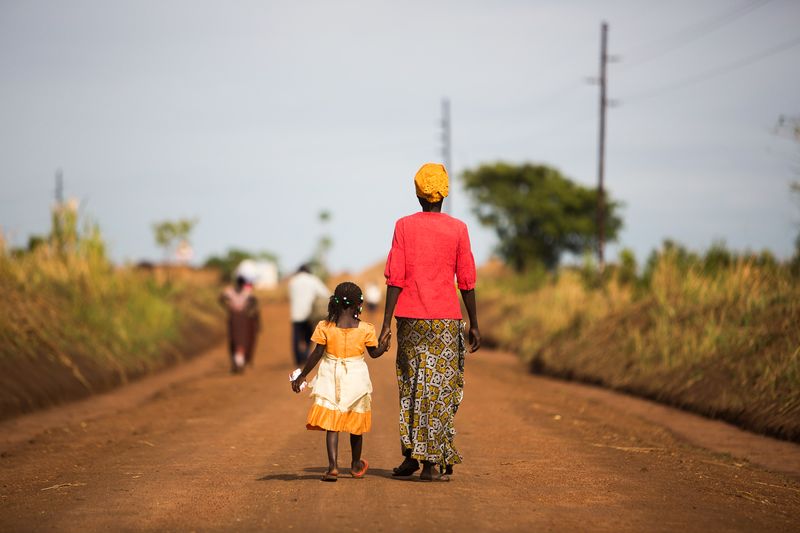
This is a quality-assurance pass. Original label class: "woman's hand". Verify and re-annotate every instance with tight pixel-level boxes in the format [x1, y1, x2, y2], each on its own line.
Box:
[378, 331, 392, 354]
[378, 326, 392, 351]
[468, 325, 481, 353]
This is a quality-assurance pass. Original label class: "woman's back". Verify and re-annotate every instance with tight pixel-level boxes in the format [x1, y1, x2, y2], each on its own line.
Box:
[385, 211, 476, 320]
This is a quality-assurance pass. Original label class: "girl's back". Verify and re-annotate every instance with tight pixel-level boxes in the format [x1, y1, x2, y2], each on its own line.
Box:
[312, 320, 378, 359]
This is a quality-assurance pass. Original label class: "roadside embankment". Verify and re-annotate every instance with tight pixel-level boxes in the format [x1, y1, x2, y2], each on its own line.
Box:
[480, 246, 800, 442]
[0, 249, 224, 420]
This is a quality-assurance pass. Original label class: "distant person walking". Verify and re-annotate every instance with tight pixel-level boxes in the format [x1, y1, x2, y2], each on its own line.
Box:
[288, 264, 330, 366]
[220, 275, 260, 374]
[379, 163, 481, 482]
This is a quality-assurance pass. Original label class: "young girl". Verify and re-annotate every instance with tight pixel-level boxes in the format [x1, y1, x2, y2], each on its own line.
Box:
[291, 281, 390, 481]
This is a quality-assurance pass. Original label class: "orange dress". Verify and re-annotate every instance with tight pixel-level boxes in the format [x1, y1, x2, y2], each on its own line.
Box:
[305, 320, 377, 435]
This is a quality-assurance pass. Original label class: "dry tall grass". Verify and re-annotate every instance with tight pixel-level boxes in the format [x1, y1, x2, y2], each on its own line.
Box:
[480, 248, 800, 441]
[0, 238, 223, 419]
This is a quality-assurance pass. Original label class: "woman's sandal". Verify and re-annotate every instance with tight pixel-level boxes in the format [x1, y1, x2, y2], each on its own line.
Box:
[391, 458, 420, 477]
[321, 471, 338, 482]
[420, 469, 450, 482]
[351, 458, 369, 479]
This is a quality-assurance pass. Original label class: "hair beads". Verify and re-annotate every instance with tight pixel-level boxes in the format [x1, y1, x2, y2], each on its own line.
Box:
[327, 282, 364, 323]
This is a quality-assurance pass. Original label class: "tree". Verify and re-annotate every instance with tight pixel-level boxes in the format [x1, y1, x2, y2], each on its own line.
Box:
[308, 210, 333, 279]
[462, 162, 622, 271]
[152, 218, 197, 264]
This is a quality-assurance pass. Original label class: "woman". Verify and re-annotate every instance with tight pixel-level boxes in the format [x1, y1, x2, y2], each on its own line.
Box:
[379, 162, 481, 482]
[220, 275, 260, 373]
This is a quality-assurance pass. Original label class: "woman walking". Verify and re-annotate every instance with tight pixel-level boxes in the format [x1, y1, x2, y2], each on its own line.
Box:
[220, 275, 260, 373]
[379, 162, 481, 482]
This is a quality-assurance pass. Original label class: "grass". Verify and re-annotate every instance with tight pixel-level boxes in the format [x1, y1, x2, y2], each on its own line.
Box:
[0, 238, 223, 419]
[479, 246, 800, 441]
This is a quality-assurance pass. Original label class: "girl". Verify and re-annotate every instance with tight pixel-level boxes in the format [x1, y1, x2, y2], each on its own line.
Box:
[291, 281, 390, 481]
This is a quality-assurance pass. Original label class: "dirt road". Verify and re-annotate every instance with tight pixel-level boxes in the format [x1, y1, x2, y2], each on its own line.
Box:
[1, 302, 799, 532]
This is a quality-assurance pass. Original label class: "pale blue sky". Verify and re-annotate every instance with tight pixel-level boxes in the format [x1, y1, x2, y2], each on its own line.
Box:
[1, 0, 799, 273]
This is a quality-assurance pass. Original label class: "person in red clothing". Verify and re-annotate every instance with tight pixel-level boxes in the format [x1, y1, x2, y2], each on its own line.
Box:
[219, 275, 260, 374]
[378, 162, 481, 482]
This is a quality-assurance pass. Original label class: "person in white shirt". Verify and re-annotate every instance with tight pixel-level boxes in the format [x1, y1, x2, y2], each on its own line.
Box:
[287, 264, 330, 365]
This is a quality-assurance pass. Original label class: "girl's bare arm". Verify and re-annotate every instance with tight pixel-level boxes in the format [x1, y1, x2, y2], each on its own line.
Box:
[366, 332, 391, 359]
[291, 343, 325, 393]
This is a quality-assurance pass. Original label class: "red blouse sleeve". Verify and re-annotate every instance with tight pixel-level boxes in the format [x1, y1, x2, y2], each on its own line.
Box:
[384, 220, 406, 288]
[456, 223, 476, 290]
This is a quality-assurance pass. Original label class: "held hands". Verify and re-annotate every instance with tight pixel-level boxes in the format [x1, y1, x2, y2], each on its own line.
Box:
[377, 330, 392, 355]
[368, 328, 391, 358]
[378, 327, 392, 355]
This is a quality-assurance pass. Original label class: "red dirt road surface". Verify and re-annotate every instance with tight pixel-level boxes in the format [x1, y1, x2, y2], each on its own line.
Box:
[1, 302, 799, 532]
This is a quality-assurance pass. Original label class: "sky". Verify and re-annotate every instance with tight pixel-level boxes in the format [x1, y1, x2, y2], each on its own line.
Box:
[1, 0, 799, 274]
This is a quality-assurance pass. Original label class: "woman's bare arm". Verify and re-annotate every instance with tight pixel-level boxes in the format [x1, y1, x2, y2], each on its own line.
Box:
[378, 285, 401, 347]
[460, 288, 481, 353]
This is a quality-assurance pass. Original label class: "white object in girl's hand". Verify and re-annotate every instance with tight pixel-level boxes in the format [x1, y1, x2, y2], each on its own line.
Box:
[290, 368, 307, 391]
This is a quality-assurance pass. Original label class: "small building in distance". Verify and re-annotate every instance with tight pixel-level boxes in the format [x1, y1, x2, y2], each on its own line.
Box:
[236, 259, 279, 290]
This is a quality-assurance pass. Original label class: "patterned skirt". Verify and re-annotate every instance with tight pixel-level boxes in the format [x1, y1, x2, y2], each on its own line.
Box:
[396, 318, 465, 467]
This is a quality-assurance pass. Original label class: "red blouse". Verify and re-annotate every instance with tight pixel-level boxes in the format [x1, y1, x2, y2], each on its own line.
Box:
[384, 212, 476, 320]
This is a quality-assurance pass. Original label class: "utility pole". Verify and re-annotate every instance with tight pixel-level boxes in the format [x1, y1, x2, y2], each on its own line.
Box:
[596, 22, 609, 271]
[55, 168, 64, 205]
[440, 97, 452, 214]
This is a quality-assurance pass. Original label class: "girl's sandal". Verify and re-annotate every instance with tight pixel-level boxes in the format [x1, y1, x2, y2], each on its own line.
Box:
[351, 458, 369, 479]
[321, 471, 338, 482]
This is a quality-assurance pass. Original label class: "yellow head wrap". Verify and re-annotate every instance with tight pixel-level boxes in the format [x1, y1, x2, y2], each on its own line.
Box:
[414, 163, 449, 203]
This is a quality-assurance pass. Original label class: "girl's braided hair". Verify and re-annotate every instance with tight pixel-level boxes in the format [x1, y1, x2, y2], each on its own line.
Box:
[327, 281, 364, 323]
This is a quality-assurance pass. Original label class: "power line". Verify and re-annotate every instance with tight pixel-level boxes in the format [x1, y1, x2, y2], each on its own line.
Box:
[524, 2, 772, 130]
[623, 34, 800, 104]
[621, 0, 773, 69]
[519, 4, 754, 126]
[519, 31, 609, 114]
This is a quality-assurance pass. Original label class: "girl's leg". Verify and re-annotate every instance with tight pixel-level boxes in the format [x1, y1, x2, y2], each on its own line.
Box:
[325, 431, 339, 474]
[350, 434, 363, 470]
